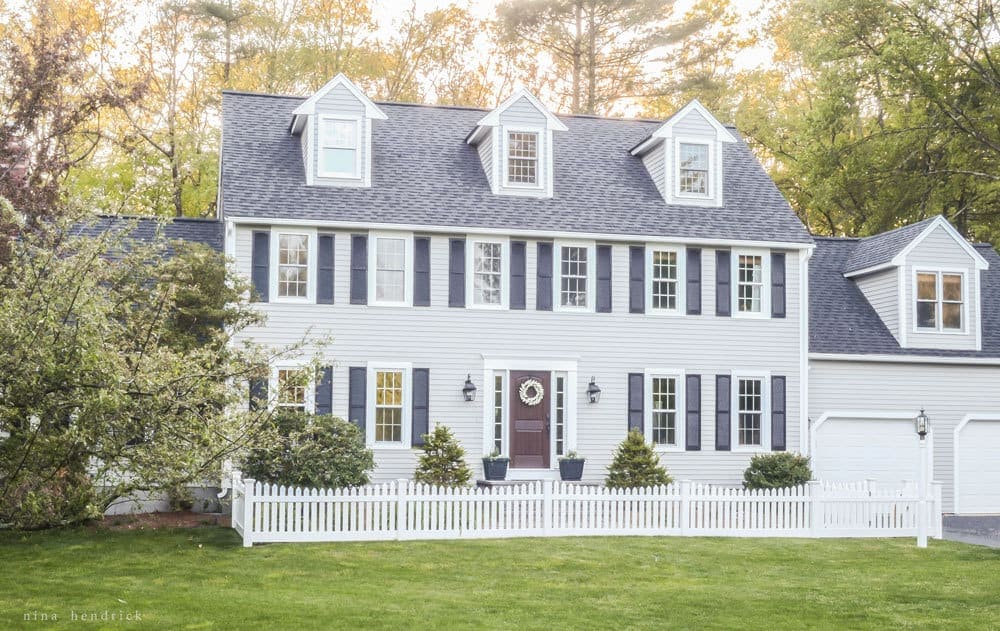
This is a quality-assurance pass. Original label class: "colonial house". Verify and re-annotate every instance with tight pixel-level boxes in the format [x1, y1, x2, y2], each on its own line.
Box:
[132, 74, 1000, 515]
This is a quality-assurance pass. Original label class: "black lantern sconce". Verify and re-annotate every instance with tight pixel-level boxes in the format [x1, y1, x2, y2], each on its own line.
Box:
[915, 408, 929, 440]
[463, 374, 477, 402]
[587, 377, 601, 404]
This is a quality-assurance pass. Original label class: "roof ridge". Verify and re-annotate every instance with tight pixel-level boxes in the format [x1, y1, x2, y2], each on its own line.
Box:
[857, 215, 940, 242]
[95, 214, 220, 223]
[812, 235, 861, 242]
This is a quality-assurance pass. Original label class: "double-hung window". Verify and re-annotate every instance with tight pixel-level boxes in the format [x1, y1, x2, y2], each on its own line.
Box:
[319, 117, 360, 178]
[732, 374, 769, 450]
[557, 243, 592, 309]
[647, 374, 682, 448]
[276, 369, 308, 413]
[916, 271, 964, 331]
[647, 246, 685, 313]
[506, 130, 539, 186]
[277, 233, 309, 299]
[678, 142, 709, 196]
[367, 366, 411, 446]
[370, 234, 411, 305]
[733, 251, 769, 316]
[469, 239, 508, 307]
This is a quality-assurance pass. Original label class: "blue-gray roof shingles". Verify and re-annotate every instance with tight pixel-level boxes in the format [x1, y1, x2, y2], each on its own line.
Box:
[73, 216, 224, 253]
[842, 216, 939, 274]
[219, 91, 813, 245]
[810, 236, 1000, 357]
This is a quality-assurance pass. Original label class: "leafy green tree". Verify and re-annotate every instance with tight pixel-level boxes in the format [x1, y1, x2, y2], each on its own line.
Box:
[414, 424, 472, 487]
[605, 429, 672, 488]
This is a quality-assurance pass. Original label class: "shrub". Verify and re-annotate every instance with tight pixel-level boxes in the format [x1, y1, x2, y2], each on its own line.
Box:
[742, 453, 813, 489]
[0, 467, 100, 529]
[606, 429, 672, 489]
[242, 411, 374, 489]
[414, 425, 472, 487]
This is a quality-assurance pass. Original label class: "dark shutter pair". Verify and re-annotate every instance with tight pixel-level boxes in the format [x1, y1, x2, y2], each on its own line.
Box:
[715, 250, 786, 318]
[628, 247, 702, 315]
[251, 231, 335, 304]
[349, 235, 432, 306]
[247, 365, 334, 415]
[626, 373, 702, 451]
[449, 239, 530, 309]
[348, 367, 430, 447]
[714, 375, 786, 451]
[536, 243, 612, 311]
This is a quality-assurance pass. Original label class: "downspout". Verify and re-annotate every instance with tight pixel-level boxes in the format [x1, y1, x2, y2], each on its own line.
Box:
[800, 244, 814, 455]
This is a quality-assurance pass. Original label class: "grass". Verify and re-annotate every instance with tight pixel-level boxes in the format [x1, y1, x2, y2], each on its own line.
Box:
[2, 527, 999, 629]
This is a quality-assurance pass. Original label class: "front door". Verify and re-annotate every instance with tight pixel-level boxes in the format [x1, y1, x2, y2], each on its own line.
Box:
[509, 371, 550, 469]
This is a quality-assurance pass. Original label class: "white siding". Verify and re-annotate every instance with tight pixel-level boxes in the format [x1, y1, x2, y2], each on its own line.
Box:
[498, 96, 548, 127]
[476, 130, 494, 191]
[855, 268, 899, 341]
[641, 143, 666, 199]
[235, 226, 804, 486]
[311, 84, 370, 188]
[903, 225, 979, 350]
[809, 359, 1000, 512]
[496, 97, 551, 197]
[672, 109, 716, 136]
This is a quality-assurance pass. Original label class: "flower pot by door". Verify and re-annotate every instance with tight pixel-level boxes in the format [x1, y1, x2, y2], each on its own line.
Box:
[482, 458, 509, 481]
[559, 459, 585, 481]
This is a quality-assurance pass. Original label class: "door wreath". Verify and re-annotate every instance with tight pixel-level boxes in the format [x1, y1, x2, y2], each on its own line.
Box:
[518, 378, 545, 406]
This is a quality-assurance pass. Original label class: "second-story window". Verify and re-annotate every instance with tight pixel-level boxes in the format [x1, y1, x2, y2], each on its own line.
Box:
[277, 233, 309, 298]
[507, 131, 538, 185]
[737, 254, 764, 314]
[916, 271, 964, 331]
[472, 240, 504, 307]
[374, 236, 406, 303]
[319, 118, 359, 178]
[651, 249, 679, 311]
[559, 245, 589, 308]
[678, 142, 709, 195]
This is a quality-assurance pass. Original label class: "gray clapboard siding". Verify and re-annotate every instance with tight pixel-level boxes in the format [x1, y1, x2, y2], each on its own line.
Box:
[496, 96, 551, 197]
[233, 226, 803, 486]
[673, 109, 717, 136]
[476, 131, 495, 190]
[856, 268, 899, 341]
[311, 84, 369, 188]
[641, 144, 666, 199]
[810, 359, 1000, 513]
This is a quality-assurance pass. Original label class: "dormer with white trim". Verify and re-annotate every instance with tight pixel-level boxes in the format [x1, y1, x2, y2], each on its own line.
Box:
[845, 216, 990, 351]
[629, 100, 737, 208]
[290, 74, 387, 188]
[466, 88, 568, 199]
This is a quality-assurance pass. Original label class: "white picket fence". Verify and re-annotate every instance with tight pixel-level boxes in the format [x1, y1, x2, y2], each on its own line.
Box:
[230, 472, 942, 547]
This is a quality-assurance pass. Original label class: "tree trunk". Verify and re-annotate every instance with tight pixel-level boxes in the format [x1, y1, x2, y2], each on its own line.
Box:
[571, 2, 582, 114]
[585, 5, 597, 115]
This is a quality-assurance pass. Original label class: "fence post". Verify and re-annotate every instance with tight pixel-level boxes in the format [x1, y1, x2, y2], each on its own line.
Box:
[808, 481, 821, 537]
[396, 479, 409, 541]
[679, 480, 691, 535]
[542, 479, 554, 535]
[931, 481, 943, 539]
[242, 478, 256, 548]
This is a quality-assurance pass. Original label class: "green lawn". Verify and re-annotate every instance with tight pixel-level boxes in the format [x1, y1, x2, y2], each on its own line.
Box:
[1, 527, 998, 629]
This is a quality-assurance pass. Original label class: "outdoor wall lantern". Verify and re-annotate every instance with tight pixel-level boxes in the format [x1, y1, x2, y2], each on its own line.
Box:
[915, 408, 929, 440]
[587, 377, 602, 404]
[463, 375, 477, 402]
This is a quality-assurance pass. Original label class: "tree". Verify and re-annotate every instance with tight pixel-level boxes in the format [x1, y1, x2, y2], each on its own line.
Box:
[413, 425, 472, 487]
[605, 429, 672, 488]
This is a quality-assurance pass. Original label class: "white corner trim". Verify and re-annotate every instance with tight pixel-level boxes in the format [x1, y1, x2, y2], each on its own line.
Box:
[891, 216, 989, 270]
[799, 249, 811, 454]
[953, 414, 1000, 514]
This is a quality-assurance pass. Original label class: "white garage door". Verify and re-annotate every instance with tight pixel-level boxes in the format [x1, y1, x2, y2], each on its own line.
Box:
[813, 417, 927, 484]
[957, 419, 1000, 514]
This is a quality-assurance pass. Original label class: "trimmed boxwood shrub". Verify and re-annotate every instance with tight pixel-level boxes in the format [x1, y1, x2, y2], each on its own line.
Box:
[742, 452, 813, 489]
[606, 429, 673, 488]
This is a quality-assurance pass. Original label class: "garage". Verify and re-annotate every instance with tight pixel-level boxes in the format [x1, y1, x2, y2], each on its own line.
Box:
[955, 417, 1000, 514]
[811, 414, 930, 485]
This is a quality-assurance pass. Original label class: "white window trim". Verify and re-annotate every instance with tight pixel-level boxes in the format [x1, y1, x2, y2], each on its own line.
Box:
[674, 137, 713, 200]
[317, 115, 362, 180]
[645, 245, 686, 315]
[730, 371, 771, 452]
[270, 227, 317, 304]
[911, 267, 968, 335]
[368, 231, 414, 307]
[732, 248, 771, 319]
[271, 366, 314, 414]
[502, 125, 545, 190]
[553, 240, 597, 313]
[466, 236, 510, 309]
[644, 369, 686, 452]
[366, 363, 412, 449]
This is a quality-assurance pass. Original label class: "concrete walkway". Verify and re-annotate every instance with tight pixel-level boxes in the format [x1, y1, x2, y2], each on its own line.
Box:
[943, 515, 1000, 549]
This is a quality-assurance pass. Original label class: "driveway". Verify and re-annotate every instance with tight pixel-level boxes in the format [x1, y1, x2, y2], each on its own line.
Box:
[943, 515, 1000, 548]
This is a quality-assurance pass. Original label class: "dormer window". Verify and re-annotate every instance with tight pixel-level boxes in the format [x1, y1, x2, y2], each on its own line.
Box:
[916, 270, 964, 331]
[506, 131, 539, 186]
[319, 117, 360, 178]
[678, 142, 709, 196]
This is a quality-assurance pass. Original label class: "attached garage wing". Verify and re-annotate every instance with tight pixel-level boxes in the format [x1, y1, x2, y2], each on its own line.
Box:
[955, 417, 1000, 514]
[811, 414, 930, 485]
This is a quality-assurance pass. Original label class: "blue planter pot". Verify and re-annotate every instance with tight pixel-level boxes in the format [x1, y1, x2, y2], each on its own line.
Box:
[559, 459, 585, 481]
[482, 458, 509, 481]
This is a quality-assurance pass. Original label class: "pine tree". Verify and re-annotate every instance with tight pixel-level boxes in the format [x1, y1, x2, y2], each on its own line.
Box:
[606, 429, 673, 489]
[413, 424, 472, 487]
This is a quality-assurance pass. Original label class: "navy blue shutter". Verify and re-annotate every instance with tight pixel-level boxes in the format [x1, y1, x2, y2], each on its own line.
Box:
[348, 367, 366, 432]
[536, 242, 553, 311]
[596, 245, 612, 313]
[715, 374, 731, 451]
[685, 375, 701, 451]
[715, 250, 731, 317]
[412, 368, 430, 447]
[628, 373, 644, 433]
[449, 239, 465, 308]
[317, 234, 335, 304]
[771, 252, 786, 319]
[686, 248, 702, 315]
[315, 366, 333, 415]
[251, 231, 269, 302]
[771, 376, 786, 451]
[350, 235, 368, 305]
[510, 241, 526, 310]
[249, 378, 267, 411]
[414, 237, 431, 307]
[629, 246, 645, 314]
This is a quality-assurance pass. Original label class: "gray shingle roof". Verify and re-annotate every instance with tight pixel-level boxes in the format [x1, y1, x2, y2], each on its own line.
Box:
[73, 216, 224, 253]
[220, 91, 813, 245]
[842, 216, 939, 273]
[810, 236, 1000, 357]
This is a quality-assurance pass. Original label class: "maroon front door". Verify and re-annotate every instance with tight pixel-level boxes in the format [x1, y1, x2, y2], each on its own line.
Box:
[509, 371, 550, 469]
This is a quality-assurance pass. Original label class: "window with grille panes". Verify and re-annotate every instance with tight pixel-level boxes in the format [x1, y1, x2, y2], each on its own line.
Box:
[474, 241, 503, 306]
[737, 254, 763, 313]
[507, 131, 538, 185]
[916, 271, 963, 331]
[277, 369, 307, 412]
[319, 118, 359, 177]
[651, 250, 679, 310]
[374, 237, 406, 303]
[493, 374, 504, 453]
[560, 246, 589, 308]
[678, 142, 709, 195]
[737, 377, 763, 447]
[374, 370, 404, 443]
[650, 376, 678, 446]
[277, 233, 309, 298]
[554, 375, 565, 456]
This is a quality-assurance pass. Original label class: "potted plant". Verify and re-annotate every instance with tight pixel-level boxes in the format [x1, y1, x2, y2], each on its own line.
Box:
[558, 451, 586, 481]
[482, 449, 509, 481]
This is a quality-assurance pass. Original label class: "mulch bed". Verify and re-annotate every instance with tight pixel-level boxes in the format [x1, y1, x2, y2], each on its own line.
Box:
[96, 511, 230, 531]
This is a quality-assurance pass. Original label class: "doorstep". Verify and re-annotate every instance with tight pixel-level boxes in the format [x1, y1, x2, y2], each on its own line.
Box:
[476, 479, 601, 489]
